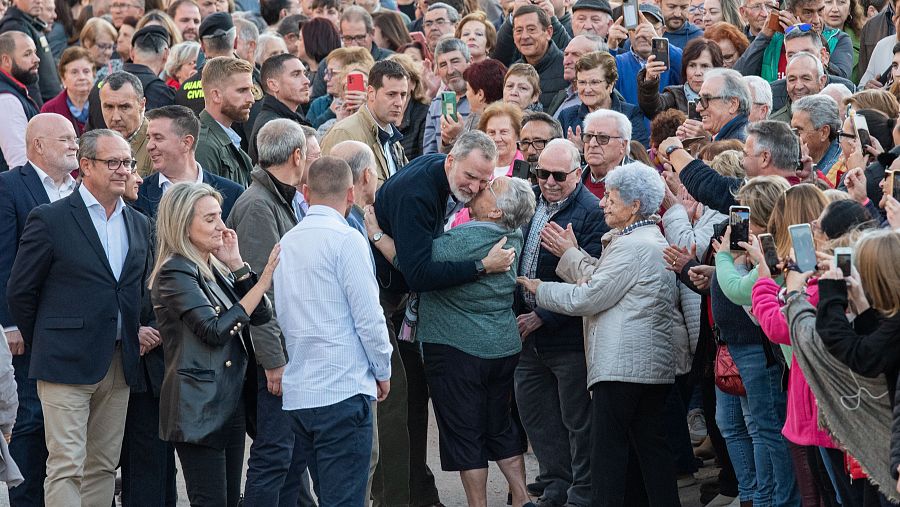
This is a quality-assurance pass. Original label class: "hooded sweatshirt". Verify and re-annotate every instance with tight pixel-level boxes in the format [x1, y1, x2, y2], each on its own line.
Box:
[663, 21, 704, 50]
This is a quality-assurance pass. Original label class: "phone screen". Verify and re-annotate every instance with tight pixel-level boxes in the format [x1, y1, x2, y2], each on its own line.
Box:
[789, 224, 817, 272]
[759, 233, 779, 273]
[651, 38, 669, 68]
[687, 100, 699, 121]
[892, 171, 900, 201]
[729, 206, 750, 251]
[441, 91, 457, 121]
[836, 252, 852, 277]
[623, 0, 639, 29]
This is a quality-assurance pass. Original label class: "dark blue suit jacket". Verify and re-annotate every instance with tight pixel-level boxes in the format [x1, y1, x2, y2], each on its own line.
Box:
[6, 187, 151, 386]
[134, 169, 244, 220]
[0, 163, 50, 329]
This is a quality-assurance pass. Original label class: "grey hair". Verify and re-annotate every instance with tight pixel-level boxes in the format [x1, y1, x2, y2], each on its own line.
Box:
[743, 75, 772, 111]
[449, 130, 497, 163]
[164, 41, 200, 81]
[233, 17, 259, 43]
[104, 71, 145, 100]
[329, 140, 376, 183]
[705, 68, 752, 116]
[522, 111, 563, 139]
[543, 138, 581, 171]
[78, 128, 125, 161]
[583, 109, 632, 142]
[784, 26, 824, 50]
[202, 27, 237, 54]
[257, 119, 307, 170]
[792, 95, 840, 140]
[495, 177, 537, 230]
[572, 34, 607, 53]
[746, 120, 800, 171]
[341, 6, 375, 32]
[434, 37, 470, 62]
[821, 83, 853, 103]
[787, 51, 824, 78]
[255, 34, 288, 64]
[428, 2, 460, 23]
[605, 162, 666, 218]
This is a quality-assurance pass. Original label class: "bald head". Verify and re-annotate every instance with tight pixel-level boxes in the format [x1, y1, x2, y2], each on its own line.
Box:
[25, 113, 79, 178]
[328, 140, 376, 184]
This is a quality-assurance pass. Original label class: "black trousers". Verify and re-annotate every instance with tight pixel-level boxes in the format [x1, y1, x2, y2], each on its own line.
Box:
[173, 402, 246, 507]
[590, 381, 681, 507]
[398, 340, 441, 506]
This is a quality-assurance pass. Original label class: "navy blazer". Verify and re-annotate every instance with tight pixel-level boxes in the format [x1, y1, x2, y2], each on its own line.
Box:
[133, 169, 244, 220]
[0, 163, 50, 328]
[6, 187, 152, 386]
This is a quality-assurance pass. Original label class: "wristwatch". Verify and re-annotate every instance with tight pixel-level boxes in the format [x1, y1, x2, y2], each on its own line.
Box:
[372, 231, 384, 243]
[665, 144, 684, 157]
[231, 262, 251, 281]
[475, 260, 487, 277]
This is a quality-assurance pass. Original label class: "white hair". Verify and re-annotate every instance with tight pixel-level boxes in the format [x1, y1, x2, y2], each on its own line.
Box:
[583, 109, 631, 142]
[787, 51, 824, 79]
[821, 83, 853, 104]
[542, 138, 581, 171]
[743, 75, 772, 112]
[605, 162, 665, 218]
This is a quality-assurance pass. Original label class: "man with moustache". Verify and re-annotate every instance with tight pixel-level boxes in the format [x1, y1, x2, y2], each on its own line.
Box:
[195, 56, 255, 187]
[0, 113, 78, 507]
[167, 0, 201, 41]
[0, 0, 61, 105]
[321, 59, 409, 185]
[0, 31, 40, 171]
[249, 53, 311, 164]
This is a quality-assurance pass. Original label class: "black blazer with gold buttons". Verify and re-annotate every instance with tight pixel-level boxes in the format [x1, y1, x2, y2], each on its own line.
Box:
[151, 254, 271, 446]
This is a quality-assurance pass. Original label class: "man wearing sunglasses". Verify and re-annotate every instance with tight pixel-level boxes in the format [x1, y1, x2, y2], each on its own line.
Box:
[514, 138, 606, 506]
[733, 0, 853, 81]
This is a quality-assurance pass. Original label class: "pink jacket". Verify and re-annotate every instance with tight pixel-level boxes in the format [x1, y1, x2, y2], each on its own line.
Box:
[751, 277, 836, 448]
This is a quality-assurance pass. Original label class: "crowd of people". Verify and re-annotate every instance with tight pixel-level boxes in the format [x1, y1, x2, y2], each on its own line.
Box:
[2, 0, 900, 504]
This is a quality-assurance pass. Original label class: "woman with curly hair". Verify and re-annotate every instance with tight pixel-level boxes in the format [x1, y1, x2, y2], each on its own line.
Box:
[703, 22, 750, 69]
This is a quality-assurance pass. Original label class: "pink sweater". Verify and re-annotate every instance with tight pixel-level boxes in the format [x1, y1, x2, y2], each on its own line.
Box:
[751, 277, 836, 448]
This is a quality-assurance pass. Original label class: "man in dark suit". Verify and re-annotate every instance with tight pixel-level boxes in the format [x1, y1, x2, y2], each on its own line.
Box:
[6, 128, 152, 506]
[135, 105, 243, 219]
[0, 112, 78, 507]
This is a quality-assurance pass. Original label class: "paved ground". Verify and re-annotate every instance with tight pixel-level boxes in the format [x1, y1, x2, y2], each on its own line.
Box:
[0, 405, 718, 506]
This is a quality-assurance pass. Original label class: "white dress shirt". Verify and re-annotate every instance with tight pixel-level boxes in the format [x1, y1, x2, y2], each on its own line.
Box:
[30, 161, 76, 202]
[79, 184, 129, 340]
[275, 205, 392, 410]
[157, 163, 204, 194]
[0, 95, 28, 169]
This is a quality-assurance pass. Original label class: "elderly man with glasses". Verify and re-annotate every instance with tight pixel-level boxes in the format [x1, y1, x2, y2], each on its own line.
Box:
[579, 109, 633, 199]
[513, 138, 607, 506]
[677, 67, 751, 143]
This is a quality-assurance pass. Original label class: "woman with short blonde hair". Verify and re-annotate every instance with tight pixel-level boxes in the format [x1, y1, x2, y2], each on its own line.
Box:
[80, 18, 120, 83]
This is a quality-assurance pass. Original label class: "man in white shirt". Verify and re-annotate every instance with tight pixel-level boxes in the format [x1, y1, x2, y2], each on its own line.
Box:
[0, 112, 78, 505]
[0, 31, 42, 172]
[275, 156, 393, 506]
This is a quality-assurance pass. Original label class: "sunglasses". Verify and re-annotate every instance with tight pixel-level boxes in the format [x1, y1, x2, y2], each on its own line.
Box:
[785, 23, 813, 34]
[532, 166, 577, 181]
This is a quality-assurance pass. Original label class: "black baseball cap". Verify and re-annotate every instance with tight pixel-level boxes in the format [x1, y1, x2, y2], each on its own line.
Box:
[131, 25, 172, 47]
[199, 12, 234, 39]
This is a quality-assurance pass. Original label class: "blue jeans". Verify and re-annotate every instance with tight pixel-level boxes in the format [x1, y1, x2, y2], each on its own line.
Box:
[243, 368, 315, 507]
[729, 342, 799, 507]
[289, 394, 374, 507]
[716, 386, 764, 502]
[9, 351, 47, 507]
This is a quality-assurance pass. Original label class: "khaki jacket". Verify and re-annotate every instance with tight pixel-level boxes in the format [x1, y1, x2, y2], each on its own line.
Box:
[130, 119, 153, 177]
[321, 107, 407, 185]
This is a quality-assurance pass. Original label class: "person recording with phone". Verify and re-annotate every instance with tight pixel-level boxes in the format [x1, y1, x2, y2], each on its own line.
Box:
[637, 38, 724, 121]
[607, 8, 683, 106]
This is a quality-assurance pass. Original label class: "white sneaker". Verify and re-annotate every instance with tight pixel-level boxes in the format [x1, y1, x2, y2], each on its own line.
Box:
[687, 408, 708, 445]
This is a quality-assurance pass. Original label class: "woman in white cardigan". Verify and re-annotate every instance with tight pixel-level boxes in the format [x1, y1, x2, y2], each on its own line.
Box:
[518, 162, 678, 506]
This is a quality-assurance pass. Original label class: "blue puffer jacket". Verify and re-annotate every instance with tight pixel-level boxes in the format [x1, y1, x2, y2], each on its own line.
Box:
[556, 92, 651, 148]
[514, 183, 609, 354]
[615, 46, 683, 106]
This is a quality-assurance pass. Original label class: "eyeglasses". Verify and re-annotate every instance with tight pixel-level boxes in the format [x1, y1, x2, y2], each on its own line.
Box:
[94, 43, 114, 52]
[532, 166, 577, 181]
[785, 23, 814, 34]
[39, 136, 79, 145]
[688, 5, 705, 13]
[576, 79, 607, 88]
[581, 132, 622, 145]
[697, 94, 728, 108]
[517, 138, 549, 151]
[487, 177, 499, 199]
[423, 18, 450, 28]
[89, 157, 138, 173]
[341, 34, 369, 44]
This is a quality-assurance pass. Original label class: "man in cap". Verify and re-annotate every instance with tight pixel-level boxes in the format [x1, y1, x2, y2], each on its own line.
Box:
[570, 0, 613, 37]
[86, 25, 175, 130]
[658, 0, 703, 49]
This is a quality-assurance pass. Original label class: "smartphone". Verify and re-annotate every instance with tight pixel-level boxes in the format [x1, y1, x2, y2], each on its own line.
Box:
[729, 205, 751, 251]
[758, 233, 780, 273]
[651, 38, 670, 69]
[441, 91, 457, 121]
[834, 247, 852, 277]
[892, 170, 900, 201]
[767, 10, 782, 32]
[885, 170, 895, 200]
[346, 73, 365, 93]
[789, 223, 817, 272]
[623, 0, 639, 29]
[687, 100, 700, 121]
[856, 115, 872, 149]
